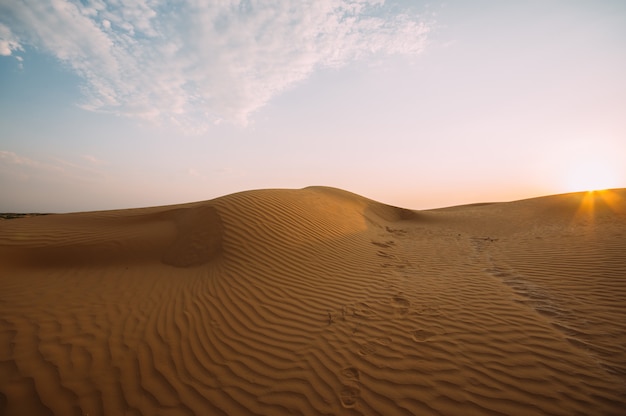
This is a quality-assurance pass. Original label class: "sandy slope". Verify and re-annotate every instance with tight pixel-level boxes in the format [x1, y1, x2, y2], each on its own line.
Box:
[1, 187, 625, 415]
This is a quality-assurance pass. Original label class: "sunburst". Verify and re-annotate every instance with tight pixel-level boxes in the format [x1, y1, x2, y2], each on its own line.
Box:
[574, 189, 624, 224]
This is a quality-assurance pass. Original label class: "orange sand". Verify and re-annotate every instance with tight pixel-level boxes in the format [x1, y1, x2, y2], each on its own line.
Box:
[1, 187, 625, 415]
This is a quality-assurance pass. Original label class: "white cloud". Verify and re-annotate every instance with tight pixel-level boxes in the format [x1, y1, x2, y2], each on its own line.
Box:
[0, 23, 22, 56]
[0, 0, 432, 131]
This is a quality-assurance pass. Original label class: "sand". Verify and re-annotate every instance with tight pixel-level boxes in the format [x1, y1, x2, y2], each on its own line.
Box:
[1, 186, 625, 415]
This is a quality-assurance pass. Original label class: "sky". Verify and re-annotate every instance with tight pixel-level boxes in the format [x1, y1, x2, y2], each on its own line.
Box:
[1, 0, 625, 213]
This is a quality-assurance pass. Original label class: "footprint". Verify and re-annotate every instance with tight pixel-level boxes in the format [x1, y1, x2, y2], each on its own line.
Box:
[385, 226, 407, 236]
[416, 305, 442, 317]
[372, 240, 395, 248]
[341, 367, 360, 381]
[339, 386, 360, 409]
[358, 337, 391, 355]
[358, 341, 378, 356]
[392, 295, 410, 318]
[374, 337, 391, 346]
[412, 329, 436, 342]
[352, 302, 374, 319]
[395, 308, 409, 318]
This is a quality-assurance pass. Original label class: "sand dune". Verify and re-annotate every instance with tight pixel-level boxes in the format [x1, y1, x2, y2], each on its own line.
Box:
[1, 187, 625, 415]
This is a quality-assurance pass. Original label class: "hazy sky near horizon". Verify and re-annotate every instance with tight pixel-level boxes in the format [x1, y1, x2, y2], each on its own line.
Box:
[1, 0, 625, 212]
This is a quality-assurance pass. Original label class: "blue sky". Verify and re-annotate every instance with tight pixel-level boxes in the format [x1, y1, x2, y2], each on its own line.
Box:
[1, 0, 625, 212]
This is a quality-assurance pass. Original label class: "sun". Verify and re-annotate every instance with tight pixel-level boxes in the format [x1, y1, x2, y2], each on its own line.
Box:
[548, 138, 624, 194]
[565, 160, 617, 192]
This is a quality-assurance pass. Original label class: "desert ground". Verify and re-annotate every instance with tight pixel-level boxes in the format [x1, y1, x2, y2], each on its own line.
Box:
[1, 187, 625, 415]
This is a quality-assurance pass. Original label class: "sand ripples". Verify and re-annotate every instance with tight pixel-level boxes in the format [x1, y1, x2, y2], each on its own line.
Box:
[1, 188, 625, 414]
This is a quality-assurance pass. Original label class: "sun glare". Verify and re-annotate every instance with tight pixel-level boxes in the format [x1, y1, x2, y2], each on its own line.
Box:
[564, 159, 619, 193]
[573, 188, 625, 223]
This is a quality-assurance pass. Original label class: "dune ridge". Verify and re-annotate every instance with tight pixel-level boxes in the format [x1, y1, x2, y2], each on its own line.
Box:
[1, 187, 625, 415]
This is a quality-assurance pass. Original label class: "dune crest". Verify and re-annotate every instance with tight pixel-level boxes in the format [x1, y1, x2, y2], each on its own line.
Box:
[1, 187, 625, 415]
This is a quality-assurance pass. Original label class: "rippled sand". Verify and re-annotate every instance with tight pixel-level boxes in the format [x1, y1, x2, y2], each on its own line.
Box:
[1, 187, 625, 415]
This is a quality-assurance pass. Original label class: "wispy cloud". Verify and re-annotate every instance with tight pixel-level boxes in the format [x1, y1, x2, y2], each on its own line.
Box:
[81, 154, 107, 166]
[0, 150, 105, 181]
[0, 0, 432, 131]
[187, 167, 206, 181]
[0, 150, 62, 172]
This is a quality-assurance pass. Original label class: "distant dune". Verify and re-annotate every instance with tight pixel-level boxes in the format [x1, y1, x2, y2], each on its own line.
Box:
[1, 187, 625, 415]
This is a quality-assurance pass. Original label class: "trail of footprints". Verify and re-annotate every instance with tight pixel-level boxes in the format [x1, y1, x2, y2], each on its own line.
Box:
[330, 229, 444, 408]
[472, 237, 558, 318]
[339, 367, 361, 409]
[372, 231, 439, 337]
[475, 237, 588, 356]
